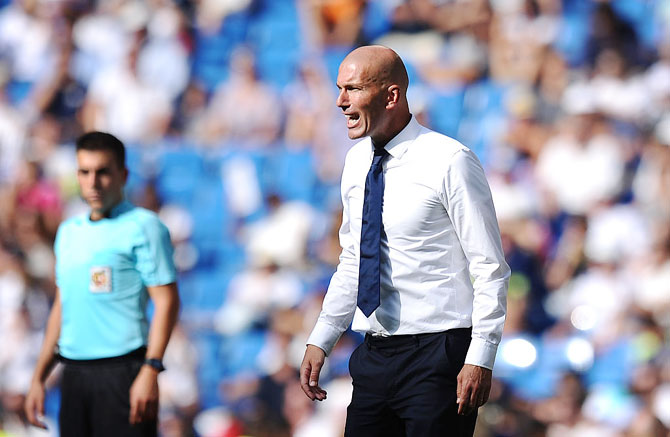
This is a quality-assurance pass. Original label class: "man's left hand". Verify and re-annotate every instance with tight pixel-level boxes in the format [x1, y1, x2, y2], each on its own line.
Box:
[129, 366, 159, 424]
[456, 364, 492, 415]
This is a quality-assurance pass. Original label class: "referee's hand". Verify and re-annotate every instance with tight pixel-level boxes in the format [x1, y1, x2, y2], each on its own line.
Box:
[300, 345, 328, 401]
[129, 366, 159, 424]
[25, 380, 48, 429]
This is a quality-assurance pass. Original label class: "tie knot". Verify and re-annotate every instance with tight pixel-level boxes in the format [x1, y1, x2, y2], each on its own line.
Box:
[371, 148, 387, 168]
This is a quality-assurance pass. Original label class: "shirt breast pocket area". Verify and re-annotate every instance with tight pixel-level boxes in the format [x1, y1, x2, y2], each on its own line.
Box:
[382, 183, 442, 235]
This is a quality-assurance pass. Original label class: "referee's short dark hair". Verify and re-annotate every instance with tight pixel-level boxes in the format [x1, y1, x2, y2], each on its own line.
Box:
[76, 132, 126, 169]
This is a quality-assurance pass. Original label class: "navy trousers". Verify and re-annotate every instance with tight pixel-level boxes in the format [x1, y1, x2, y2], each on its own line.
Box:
[345, 328, 478, 437]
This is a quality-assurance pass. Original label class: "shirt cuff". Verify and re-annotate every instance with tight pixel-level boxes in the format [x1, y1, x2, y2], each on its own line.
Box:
[306, 321, 343, 356]
[464, 337, 499, 370]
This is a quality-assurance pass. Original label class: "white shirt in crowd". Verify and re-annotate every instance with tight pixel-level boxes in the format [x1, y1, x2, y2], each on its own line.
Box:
[307, 116, 510, 370]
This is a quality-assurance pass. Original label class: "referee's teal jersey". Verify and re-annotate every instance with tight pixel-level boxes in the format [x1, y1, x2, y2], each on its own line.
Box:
[55, 201, 177, 359]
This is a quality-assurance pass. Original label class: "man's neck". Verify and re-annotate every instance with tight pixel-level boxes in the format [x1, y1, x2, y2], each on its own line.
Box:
[372, 112, 412, 149]
[90, 199, 124, 221]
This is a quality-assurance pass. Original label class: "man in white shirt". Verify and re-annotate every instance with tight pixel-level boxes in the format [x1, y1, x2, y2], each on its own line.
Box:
[300, 46, 509, 436]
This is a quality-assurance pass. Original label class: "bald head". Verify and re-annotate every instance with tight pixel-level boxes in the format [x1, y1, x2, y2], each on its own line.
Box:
[336, 46, 412, 146]
[342, 46, 409, 94]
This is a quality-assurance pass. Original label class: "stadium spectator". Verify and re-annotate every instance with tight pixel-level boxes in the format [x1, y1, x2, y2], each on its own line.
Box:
[200, 47, 282, 145]
[81, 34, 172, 144]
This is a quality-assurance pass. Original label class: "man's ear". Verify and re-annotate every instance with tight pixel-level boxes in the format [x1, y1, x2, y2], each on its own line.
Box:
[386, 85, 400, 108]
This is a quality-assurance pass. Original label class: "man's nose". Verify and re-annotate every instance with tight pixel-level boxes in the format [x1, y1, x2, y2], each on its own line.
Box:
[91, 174, 102, 188]
[336, 89, 348, 108]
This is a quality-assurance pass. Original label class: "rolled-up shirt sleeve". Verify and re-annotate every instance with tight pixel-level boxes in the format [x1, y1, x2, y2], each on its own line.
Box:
[443, 149, 510, 370]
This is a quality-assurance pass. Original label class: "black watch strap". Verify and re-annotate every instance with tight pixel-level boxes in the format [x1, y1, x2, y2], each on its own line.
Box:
[143, 358, 165, 372]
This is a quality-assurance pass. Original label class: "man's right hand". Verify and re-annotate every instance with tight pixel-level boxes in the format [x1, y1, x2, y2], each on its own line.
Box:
[300, 345, 328, 401]
[25, 380, 48, 429]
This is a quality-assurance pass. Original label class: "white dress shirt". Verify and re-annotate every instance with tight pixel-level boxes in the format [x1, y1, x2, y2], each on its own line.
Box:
[307, 116, 510, 370]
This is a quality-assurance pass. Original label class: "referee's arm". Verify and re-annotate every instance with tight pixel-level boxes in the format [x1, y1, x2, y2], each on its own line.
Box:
[25, 288, 62, 429]
[129, 282, 180, 424]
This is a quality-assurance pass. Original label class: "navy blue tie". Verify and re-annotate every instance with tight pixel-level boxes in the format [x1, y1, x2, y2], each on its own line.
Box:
[358, 147, 388, 317]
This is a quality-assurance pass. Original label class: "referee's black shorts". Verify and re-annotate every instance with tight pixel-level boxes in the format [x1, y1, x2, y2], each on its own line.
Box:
[58, 347, 157, 437]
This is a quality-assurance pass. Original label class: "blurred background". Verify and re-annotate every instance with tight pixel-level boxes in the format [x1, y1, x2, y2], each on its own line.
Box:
[0, 0, 669, 435]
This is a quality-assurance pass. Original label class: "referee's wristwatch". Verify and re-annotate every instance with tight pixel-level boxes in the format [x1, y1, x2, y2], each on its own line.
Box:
[143, 358, 166, 372]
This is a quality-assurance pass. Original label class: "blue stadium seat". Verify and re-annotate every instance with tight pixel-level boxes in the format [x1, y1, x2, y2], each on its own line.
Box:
[44, 386, 61, 431]
[177, 272, 199, 310]
[188, 268, 234, 310]
[457, 80, 511, 166]
[427, 88, 464, 139]
[362, 0, 392, 42]
[5, 80, 32, 105]
[552, 6, 591, 67]
[611, 0, 659, 49]
[190, 175, 230, 243]
[247, 0, 302, 88]
[266, 144, 319, 203]
[193, 331, 225, 408]
[192, 10, 252, 91]
[250, 4, 300, 45]
[218, 330, 267, 379]
[124, 146, 145, 176]
[123, 146, 150, 198]
[323, 47, 352, 82]
[156, 148, 204, 206]
[254, 47, 300, 89]
[586, 339, 634, 387]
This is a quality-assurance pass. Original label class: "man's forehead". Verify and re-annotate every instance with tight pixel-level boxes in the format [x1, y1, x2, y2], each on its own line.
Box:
[76, 150, 118, 168]
[337, 60, 376, 85]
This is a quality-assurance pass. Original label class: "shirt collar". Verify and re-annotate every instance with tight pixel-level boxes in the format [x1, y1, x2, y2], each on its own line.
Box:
[372, 115, 421, 160]
[109, 200, 132, 218]
[88, 199, 132, 222]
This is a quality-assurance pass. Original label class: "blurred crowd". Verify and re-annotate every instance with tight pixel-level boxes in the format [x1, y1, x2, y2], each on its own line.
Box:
[0, 0, 669, 436]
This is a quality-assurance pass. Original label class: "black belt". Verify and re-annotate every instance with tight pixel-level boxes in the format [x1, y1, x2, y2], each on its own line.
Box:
[58, 346, 146, 366]
[364, 327, 471, 350]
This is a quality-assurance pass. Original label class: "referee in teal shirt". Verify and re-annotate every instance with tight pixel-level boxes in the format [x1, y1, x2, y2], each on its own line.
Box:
[25, 132, 180, 437]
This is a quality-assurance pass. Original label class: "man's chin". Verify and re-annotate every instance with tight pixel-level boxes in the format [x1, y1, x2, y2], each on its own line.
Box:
[88, 202, 110, 216]
[87, 201, 104, 211]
